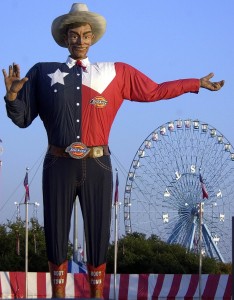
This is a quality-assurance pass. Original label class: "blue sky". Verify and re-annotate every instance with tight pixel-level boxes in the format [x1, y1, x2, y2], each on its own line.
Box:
[0, 1, 234, 245]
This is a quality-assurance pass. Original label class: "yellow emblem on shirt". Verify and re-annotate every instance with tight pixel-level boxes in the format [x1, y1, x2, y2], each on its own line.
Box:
[90, 96, 108, 108]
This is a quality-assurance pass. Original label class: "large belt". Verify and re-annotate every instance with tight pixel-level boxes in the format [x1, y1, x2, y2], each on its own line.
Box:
[48, 143, 110, 159]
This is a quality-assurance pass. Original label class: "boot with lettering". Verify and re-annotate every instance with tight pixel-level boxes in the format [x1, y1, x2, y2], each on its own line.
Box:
[48, 260, 68, 298]
[87, 263, 106, 299]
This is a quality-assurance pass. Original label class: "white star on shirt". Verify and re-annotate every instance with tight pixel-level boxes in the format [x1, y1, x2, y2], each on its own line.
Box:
[47, 69, 69, 86]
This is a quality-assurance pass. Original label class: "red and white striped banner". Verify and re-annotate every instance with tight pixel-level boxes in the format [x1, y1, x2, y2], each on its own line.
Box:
[0, 272, 231, 299]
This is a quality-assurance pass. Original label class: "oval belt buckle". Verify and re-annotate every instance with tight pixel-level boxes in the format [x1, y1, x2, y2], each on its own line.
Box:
[65, 142, 90, 159]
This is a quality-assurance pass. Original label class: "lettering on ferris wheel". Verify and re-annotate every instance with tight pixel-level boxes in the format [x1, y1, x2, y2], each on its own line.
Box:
[165, 165, 223, 199]
[175, 164, 196, 181]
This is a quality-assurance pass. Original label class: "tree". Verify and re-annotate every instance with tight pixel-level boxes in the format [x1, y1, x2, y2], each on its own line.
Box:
[0, 222, 231, 274]
[0, 219, 73, 272]
[106, 233, 231, 274]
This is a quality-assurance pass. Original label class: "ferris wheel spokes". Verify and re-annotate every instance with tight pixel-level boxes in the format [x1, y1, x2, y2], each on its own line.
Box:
[124, 119, 234, 262]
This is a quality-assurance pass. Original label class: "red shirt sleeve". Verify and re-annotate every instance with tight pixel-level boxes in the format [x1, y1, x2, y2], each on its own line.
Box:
[115, 62, 200, 102]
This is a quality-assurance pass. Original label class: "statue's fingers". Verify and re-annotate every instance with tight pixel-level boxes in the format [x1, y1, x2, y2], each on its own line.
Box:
[8, 65, 13, 76]
[2, 69, 8, 79]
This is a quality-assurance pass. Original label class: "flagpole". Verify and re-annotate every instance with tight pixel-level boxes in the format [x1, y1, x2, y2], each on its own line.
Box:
[198, 171, 208, 300]
[198, 201, 203, 300]
[24, 167, 29, 299]
[114, 169, 119, 300]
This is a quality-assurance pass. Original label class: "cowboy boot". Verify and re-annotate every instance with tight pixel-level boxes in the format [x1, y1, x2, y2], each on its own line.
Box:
[48, 260, 68, 298]
[87, 263, 106, 299]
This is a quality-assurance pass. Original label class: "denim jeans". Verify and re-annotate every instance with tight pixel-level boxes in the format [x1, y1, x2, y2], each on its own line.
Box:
[43, 153, 113, 266]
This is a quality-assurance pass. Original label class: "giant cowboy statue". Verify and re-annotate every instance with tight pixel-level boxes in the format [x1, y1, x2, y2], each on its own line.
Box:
[3, 3, 224, 299]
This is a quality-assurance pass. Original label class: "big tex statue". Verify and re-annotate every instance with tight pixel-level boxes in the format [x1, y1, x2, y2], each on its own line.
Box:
[3, 3, 224, 299]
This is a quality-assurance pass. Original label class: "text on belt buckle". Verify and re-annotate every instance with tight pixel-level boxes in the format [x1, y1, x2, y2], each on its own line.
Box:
[65, 142, 90, 159]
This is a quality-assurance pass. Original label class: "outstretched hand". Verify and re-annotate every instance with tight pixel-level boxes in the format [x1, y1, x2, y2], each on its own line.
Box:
[2, 63, 28, 100]
[200, 73, 224, 91]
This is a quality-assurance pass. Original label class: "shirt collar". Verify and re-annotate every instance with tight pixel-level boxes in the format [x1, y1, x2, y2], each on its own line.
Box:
[66, 56, 90, 69]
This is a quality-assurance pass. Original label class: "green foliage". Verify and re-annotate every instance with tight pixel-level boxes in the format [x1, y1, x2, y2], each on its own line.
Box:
[0, 219, 73, 272]
[0, 221, 231, 274]
[106, 232, 231, 274]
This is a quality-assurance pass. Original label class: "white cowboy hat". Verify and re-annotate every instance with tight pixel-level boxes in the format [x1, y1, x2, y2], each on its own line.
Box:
[51, 3, 106, 47]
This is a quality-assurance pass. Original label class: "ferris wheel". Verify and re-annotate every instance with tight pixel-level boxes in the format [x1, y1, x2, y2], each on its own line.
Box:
[124, 119, 234, 263]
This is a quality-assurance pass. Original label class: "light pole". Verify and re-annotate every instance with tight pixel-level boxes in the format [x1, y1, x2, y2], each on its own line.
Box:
[13, 187, 41, 298]
[198, 201, 204, 300]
